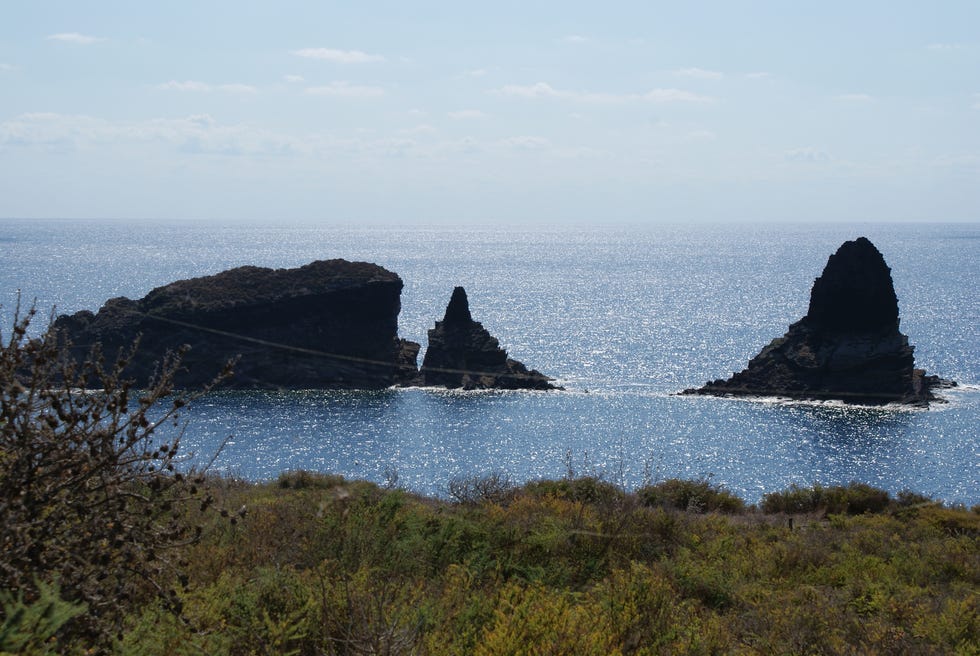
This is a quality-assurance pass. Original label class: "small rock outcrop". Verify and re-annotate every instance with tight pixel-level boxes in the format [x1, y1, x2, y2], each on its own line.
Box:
[53, 260, 420, 389]
[418, 287, 557, 390]
[684, 237, 952, 405]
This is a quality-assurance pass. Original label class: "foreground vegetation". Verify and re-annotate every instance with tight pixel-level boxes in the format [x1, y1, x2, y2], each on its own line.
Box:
[160, 475, 980, 654]
[36, 473, 979, 654]
[2, 309, 977, 654]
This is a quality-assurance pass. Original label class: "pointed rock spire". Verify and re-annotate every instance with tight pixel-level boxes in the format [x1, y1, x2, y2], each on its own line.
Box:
[684, 237, 952, 405]
[443, 286, 473, 325]
[419, 287, 558, 390]
[804, 237, 899, 332]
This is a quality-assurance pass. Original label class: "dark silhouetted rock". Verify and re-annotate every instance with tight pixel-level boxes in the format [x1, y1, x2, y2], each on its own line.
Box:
[805, 237, 900, 332]
[442, 286, 473, 325]
[684, 237, 953, 405]
[418, 287, 557, 390]
[53, 260, 420, 389]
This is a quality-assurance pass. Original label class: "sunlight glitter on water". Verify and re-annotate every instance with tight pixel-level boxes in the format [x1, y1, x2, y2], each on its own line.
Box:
[3, 220, 977, 504]
[173, 386, 979, 505]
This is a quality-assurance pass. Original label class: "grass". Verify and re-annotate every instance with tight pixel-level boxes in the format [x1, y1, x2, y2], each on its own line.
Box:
[30, 472, 980, 654]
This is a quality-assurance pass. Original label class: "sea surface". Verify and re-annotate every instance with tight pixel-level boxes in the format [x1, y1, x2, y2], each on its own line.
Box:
[2, 219, 977, 504]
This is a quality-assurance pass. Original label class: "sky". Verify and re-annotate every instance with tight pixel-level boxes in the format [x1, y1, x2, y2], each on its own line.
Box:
[1, 1, 978, 225]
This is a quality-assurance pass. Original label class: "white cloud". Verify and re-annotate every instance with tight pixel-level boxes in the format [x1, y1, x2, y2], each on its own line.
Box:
[785, 147, 830, 162]
[643, 88, 714, 103]
[673, 67, 723, 80]
[218, 83, 257, 94]
[930, 153, 980, 169]
[496, 82, 712, 104]
[502, 135, 549, 150]
[156, 80, 212, 92]
[186, 114, 216, 128]
[0, 63, 14, 72]
[284, 74, 304, 83]
[156, 81, 258, 94]
[46, 32, 104, 45]
[292, 48, 384, 63]
[371, 137, 417, 157]
[745, 72, 771, 79]
[926, 43, 964, 51]
[305, 81, 385, 98]
[0, 112, 83, 151]
[0, 112, 307, 157]
[445, 137, 481, 154]
[495, 82, 625, 104]
[553, 145, 603, 160]
[497, 82, 562, 99]
[465, 68, 488, 78]
[400, 124, 437, 135]
[561, 34, 590, 44]
[448, 109, 487, 120]
[837, 93, 873, 102]
[972, 93, 980, 110]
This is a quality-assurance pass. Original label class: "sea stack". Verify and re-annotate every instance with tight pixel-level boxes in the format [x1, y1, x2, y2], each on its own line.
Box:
[418, 287, 557, 390]
[685, 237, 951, 405]
[53, 260, 420, 389]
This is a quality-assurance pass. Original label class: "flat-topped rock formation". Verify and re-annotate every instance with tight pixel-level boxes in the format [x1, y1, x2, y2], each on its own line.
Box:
[418, 287, 557, 390]
[684, 237, 952, 405]
[53, 260, 420, 389]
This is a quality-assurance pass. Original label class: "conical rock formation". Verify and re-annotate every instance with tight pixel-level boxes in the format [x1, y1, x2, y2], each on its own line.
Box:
[685, 237, 952, 405]
[419, 287, 557, 390]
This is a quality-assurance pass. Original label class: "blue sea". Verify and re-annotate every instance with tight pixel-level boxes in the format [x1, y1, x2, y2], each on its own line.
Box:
[2, 219, 977, 504]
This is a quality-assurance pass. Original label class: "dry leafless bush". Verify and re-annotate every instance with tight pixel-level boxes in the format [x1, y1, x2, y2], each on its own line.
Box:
[0, 303, 230, 646]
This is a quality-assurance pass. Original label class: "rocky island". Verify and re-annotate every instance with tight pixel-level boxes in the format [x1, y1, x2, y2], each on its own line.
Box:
[684, 237, 952, 405]
[418, 287, 557, 390]
[53, 260, 421, 389]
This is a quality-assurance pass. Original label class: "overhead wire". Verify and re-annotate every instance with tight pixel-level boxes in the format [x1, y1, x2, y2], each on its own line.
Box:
[66, 307, 549, 383]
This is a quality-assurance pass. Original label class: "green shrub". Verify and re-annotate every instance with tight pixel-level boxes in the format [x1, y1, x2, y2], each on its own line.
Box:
[522, 476, 624, 505]
[837, 482, 892, 514]
[446, 471, 516, 506]
[589, 562, 686, 651]
[637, 478, 745, 513]
[896, 489, 934, 507]
[0, 578, 86, 656]
[475, 581, 612, 655]
[761, 483, 824, 514]
[114, 600, 231, 656]
[276, 470, 346, 490]
[761, 482, 893, 515]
